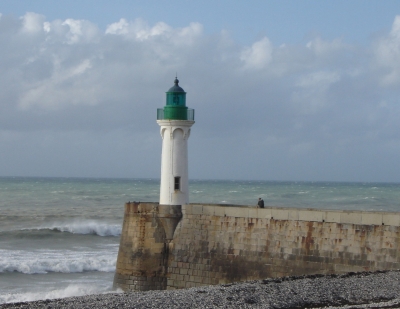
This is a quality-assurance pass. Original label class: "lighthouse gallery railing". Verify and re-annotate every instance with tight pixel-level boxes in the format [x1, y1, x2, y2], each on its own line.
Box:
[157, 108, 195, 121]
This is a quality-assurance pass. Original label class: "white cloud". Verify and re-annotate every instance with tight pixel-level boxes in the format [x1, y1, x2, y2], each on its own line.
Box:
[104, 19, 203, 63]
[18, 58, 95, 110]
[61, 19, 99, 44]
[296, 71, 340, 88]
[62, 19, 84, 44]
[105, 18, 202, 44]
[43, 21, 51, 33]
[105, 18, 129, 35]
[306, 37, 346, 56]
[20, 12, 45, 33]
[0, 13, 400, 181]
[292, 71, 340, 114]
[374, 15, 400, 86]
[135, 21, 171, 41]
[240, 37, 272, 70]
[390, 15, 400, 39]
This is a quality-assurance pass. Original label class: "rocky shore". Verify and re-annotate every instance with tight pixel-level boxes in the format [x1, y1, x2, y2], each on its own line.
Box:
[2, 270, 400, 309]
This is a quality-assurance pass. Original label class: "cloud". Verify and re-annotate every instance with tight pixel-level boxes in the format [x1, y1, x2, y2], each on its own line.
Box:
[20, 12, 45, 33]
[240, 37, 272, 70]
[19, 58, 95, 110]
[105, 18, 202, 44]
[0, 13, 400, 181]
[306, 37, 347, 56]
[61, 19, 99, 44]
[292, 71, 340, 114]
[374, 15, 400, 86]
[105, 18, 129, 35]
[41, 18, 100, 44]
[296, 71, 340, 88]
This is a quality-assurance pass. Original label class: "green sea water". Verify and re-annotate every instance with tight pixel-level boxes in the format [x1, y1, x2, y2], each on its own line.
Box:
[0, 177, 399, 304]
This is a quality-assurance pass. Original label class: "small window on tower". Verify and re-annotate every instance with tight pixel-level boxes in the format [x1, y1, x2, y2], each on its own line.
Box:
[174, 177, 180, 190]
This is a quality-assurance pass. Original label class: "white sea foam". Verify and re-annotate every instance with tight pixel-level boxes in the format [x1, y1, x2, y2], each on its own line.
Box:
[41, 220, 122, 236]
[0, 284, 120, 304]
[0, 249, 117, 274]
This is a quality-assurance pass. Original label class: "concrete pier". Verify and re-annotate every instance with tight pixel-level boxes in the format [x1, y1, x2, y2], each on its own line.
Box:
[114, 202, 400, 291]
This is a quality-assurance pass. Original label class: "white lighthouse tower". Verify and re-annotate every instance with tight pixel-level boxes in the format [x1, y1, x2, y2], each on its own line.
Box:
[157, 78, 195, 205]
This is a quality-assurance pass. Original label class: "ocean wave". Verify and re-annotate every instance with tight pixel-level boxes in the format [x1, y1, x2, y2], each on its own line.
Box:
[40, 220, 122, 237]
[0, 284, 121, 304]
[0, 249, 117, 274]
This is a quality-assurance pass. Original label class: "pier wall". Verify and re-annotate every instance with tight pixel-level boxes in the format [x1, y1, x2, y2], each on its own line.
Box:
[113, 202, 168, 291]
[114, 202, 400, 291]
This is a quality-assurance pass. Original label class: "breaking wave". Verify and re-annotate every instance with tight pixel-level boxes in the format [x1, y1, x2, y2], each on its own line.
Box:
[0, 249, 117, 274]
[34, 220, 121, 237]
[0, 284, 121, 304]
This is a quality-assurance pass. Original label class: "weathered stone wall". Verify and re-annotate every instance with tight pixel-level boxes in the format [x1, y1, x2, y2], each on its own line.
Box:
[114, 202, 168, 291]
[167, 205, 400, 289]
[115, 203, 400, 291]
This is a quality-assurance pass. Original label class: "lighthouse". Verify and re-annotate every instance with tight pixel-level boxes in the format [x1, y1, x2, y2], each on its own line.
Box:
[157, 77, 195, 206]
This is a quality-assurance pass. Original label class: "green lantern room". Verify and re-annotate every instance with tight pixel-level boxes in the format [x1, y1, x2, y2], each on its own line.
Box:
[157, 78, 195, 121]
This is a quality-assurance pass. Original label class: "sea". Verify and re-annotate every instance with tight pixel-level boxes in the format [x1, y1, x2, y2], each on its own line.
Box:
[1, 176, 400, 304]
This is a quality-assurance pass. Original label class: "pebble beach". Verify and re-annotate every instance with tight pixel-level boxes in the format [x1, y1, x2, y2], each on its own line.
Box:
[2, 270, 400, 309]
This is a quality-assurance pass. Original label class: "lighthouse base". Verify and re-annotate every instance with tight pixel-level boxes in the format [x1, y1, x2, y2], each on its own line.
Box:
[113, 202, 182, 291]
[158, 204, 182, 241]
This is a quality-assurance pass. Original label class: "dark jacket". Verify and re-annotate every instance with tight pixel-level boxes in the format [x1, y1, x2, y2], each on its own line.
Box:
[258, 199, 264, 208]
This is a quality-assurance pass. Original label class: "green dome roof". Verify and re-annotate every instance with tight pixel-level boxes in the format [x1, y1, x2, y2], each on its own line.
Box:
[167, 78, 185, 93]
[157, 77, 194, 121]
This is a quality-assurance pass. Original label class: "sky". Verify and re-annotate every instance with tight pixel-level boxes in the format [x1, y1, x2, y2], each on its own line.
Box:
[0, 1, 400, 182]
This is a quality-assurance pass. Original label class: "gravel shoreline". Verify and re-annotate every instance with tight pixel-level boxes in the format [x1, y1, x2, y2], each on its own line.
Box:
[2, 270, 400, 309]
